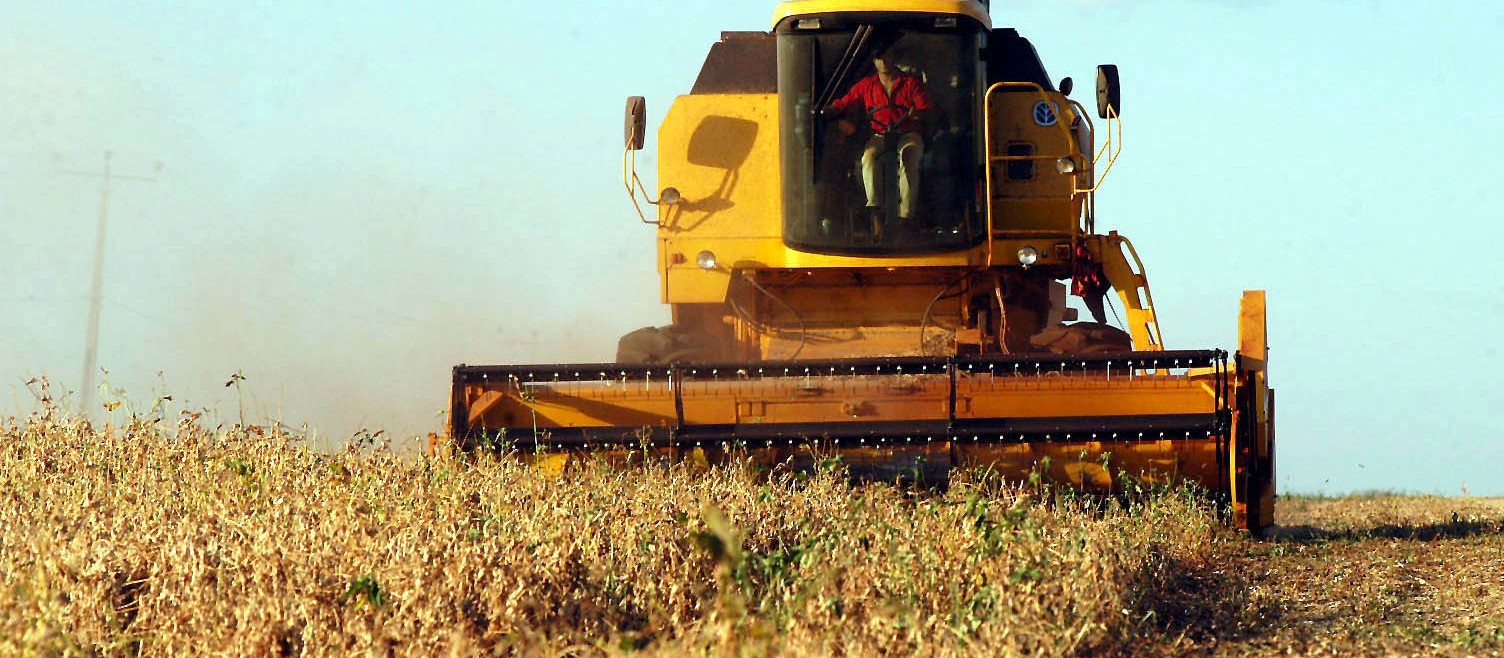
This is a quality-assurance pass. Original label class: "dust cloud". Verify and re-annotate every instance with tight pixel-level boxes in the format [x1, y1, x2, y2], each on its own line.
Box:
[0, 12, 664, 448]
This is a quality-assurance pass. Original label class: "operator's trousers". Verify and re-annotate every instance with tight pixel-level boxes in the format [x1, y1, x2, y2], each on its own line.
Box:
[861, 132, 924, 219]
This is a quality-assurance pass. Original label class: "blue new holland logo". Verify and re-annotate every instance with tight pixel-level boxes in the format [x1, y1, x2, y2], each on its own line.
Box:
[1032, 101, 1060, 127]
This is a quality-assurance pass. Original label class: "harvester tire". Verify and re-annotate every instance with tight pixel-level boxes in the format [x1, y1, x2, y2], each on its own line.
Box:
[1029, 322, 1133, 354]
[616, 325, 716, 364]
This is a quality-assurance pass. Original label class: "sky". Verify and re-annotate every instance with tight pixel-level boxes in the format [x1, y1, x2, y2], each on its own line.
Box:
[2, 0, 1502, 495]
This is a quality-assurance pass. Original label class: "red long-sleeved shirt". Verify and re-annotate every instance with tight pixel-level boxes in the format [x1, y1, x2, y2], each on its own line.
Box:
[829, 73, 934, 134]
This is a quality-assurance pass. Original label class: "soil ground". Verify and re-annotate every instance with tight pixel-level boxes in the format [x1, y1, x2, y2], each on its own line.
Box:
[1145, 496, 1504, 656]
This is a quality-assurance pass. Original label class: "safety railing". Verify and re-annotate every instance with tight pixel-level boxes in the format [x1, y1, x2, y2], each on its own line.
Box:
[980, 81, 1124, 264]
[982, 81, 1089, 266]
[622, 146, 667, 226]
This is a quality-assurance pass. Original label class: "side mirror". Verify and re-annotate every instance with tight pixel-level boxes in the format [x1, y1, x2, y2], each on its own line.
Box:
[1058, 77, 1074, 96]
[625, 96, 647, 151]
[1095, 65, 1121, 119]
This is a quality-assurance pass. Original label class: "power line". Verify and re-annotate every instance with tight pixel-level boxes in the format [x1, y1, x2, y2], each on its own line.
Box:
[101, 296, 162, 323]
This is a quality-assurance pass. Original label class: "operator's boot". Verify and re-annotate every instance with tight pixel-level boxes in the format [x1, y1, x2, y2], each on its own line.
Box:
[896, 214, 923, 240]
[868, 206, 885, 241]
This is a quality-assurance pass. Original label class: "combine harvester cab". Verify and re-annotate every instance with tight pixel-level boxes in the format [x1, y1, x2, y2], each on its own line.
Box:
[450, 0, 1275, 532]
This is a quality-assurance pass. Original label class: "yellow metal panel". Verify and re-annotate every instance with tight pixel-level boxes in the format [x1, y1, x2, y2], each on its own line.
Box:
[1234, 290, 1273, 532]
[987, 92, 1081, 233]
[661, 237, 980, 304]
[665, 263, 736, 305]
[763, 324, 957, 359]
[773, 0, 992, 29]
[1240, 290, 1268, 371]
[656, 94, 781, 303]
[989, 237, 1071, 268]
[989, 199, 1078, 233]
[774, 279, 956, 325]
[779, 248, 977, 269]
[956, 439, 1220, 491]
[1259, 389, 1276, 528]
[463, 382, 674, 432]
[522, 453, 570, 478]
[679, 376, 953, 426]
[663, 239, 983, 304]
[468, 372, 1221, 433]
[958, 377, 1216, 422]
[657, 95, 782, 241]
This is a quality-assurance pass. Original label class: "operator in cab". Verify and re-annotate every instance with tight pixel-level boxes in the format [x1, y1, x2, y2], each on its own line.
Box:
[821, 50, 934, 238]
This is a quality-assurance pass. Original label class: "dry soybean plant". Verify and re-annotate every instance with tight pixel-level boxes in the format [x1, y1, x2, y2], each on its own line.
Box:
[0, 391, 1229, 657]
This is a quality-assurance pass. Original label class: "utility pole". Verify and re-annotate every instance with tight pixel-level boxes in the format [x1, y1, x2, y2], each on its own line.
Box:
[57, 151, 162, 417]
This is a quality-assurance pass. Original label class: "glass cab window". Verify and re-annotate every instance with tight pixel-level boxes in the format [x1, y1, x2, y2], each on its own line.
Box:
[778, 16, 984, 256]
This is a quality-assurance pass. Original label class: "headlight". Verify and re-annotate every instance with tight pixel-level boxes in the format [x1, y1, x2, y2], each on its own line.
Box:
[1056, 157, 1076, 174]
[1017, 246, 1039, 267]
[659, 187, 682, 205]
[696, 250, 718, 270]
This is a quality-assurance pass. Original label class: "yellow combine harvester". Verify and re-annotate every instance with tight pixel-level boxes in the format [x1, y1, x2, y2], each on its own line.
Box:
[449, 0, 1275, 531]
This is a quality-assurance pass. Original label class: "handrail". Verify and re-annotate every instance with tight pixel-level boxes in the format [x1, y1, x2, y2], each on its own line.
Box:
[622, 147, 663, 226]
[982, 81, 1088, 267]
[1064, 99, 1097, 233]
[1072, 103, 1121, 194]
